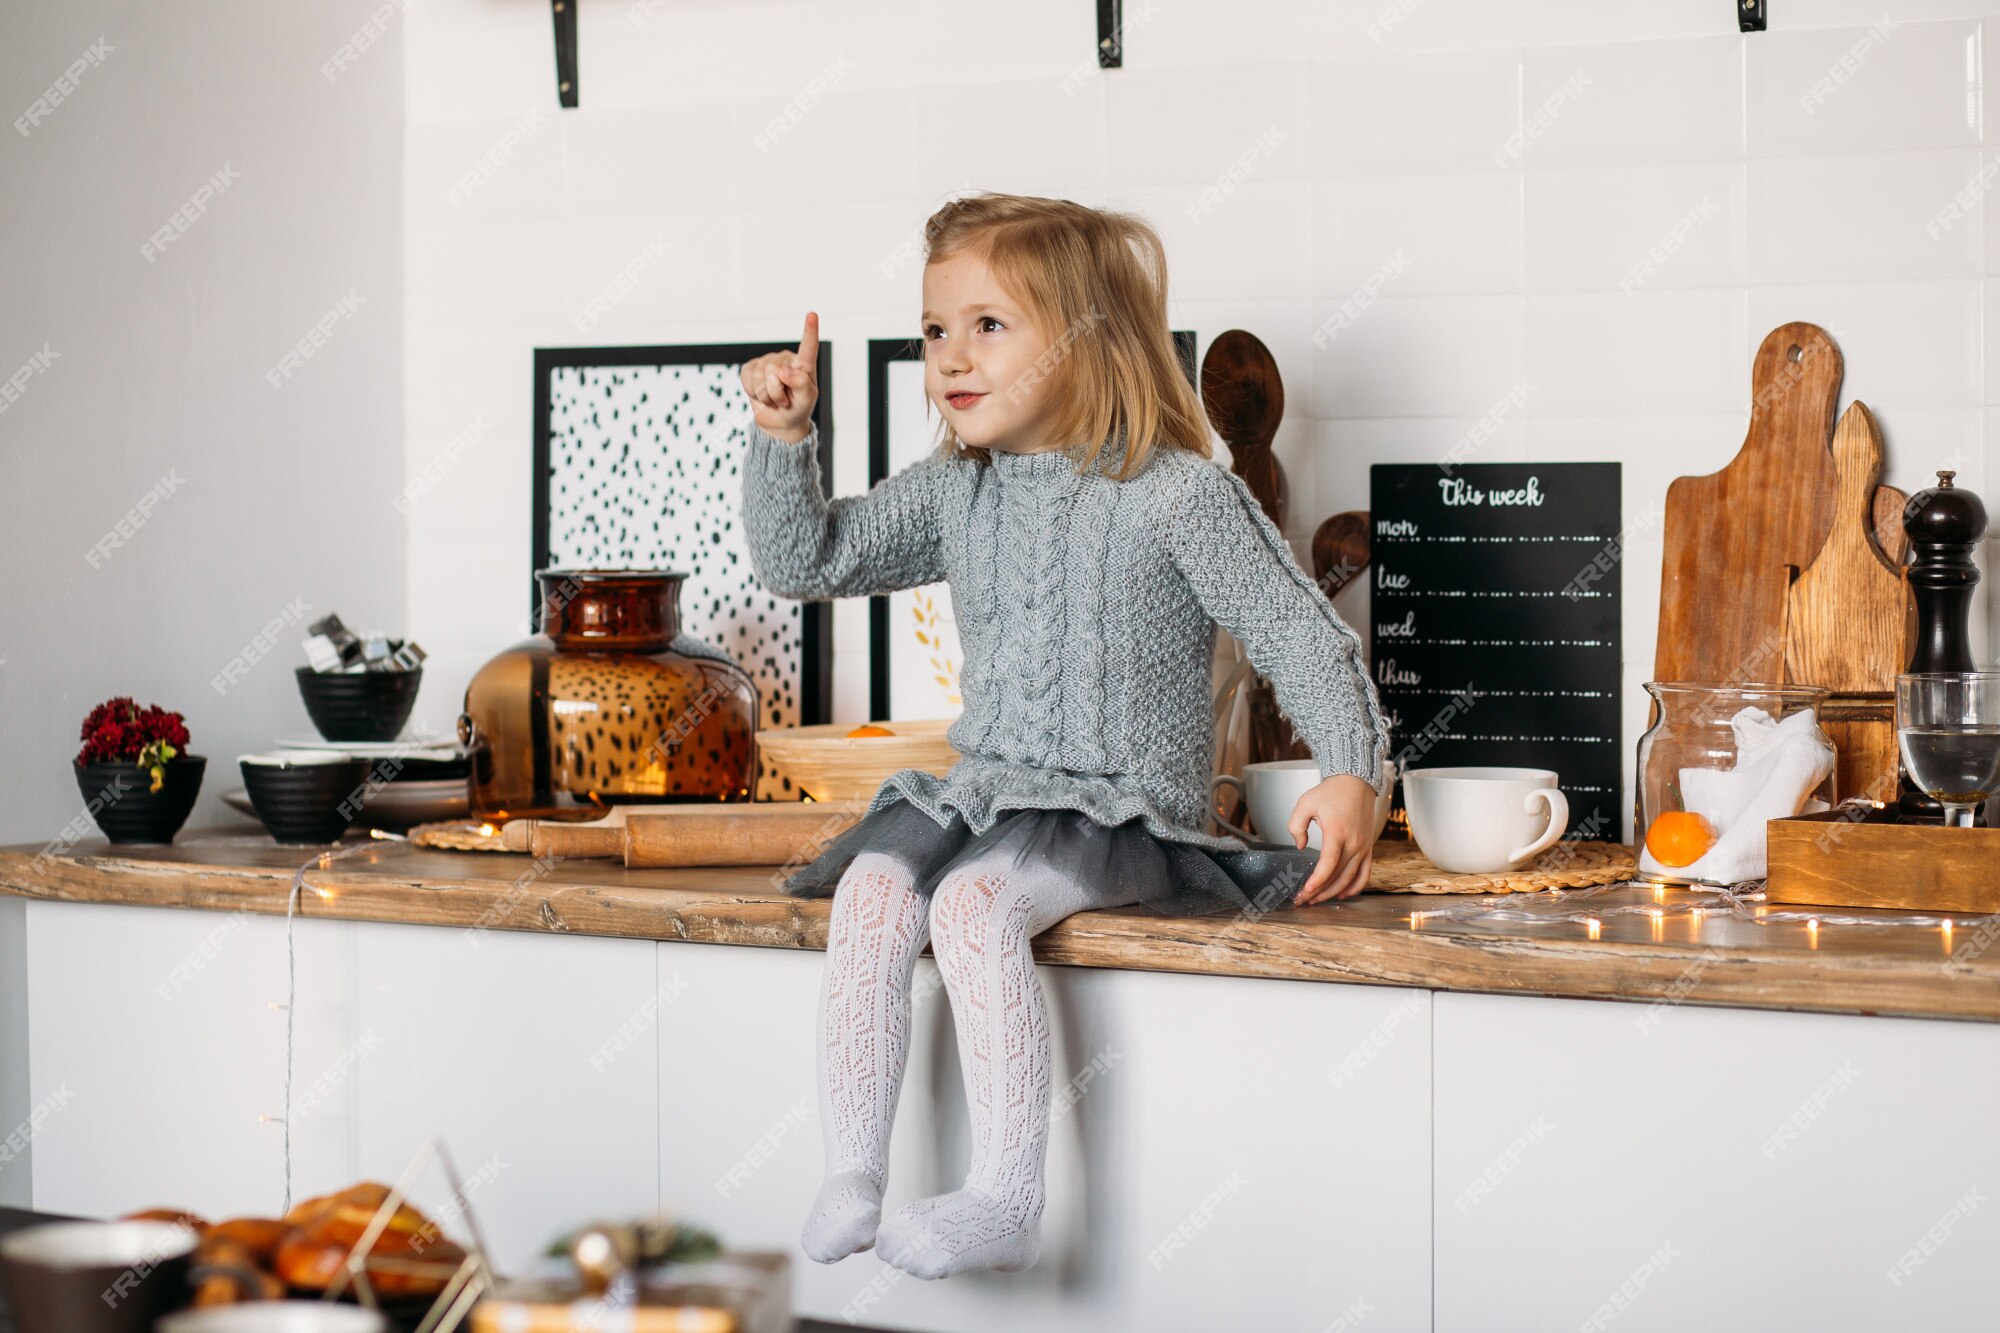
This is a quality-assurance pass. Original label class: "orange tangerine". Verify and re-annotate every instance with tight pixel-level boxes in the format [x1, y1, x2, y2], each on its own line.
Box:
[1645, 810, 1717, 868]
[846, 724, 896, 738]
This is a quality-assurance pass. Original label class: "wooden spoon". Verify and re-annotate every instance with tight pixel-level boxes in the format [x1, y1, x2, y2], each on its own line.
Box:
[1200, 329, 1288, 525]
[1313, 511, 1371, 597]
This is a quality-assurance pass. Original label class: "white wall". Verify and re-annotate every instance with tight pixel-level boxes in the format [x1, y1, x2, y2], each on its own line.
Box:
[0, 0, 405, 1198]
[0, 2, 404, 842]
[401, 0, 2000, 837]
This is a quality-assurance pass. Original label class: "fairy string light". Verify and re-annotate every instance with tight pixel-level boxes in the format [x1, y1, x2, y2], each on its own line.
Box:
[1406, 879, 2000, 936]
[275, 830, 406, 1215]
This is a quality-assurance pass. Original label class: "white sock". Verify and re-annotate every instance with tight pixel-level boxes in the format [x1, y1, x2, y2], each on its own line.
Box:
[875, 850, 1137, 1279]
[801, 853, 931, 1264]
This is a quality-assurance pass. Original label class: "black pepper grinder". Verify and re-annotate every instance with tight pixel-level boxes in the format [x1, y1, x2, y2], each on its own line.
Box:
[1898, 470, 1988, 820]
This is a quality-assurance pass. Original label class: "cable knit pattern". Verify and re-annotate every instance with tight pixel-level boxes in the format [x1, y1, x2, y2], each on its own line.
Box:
[739, 419, 1391, 853]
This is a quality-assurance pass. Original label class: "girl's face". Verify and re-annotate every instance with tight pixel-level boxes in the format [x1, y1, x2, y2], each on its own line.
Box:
[922, 250, 1064, 456]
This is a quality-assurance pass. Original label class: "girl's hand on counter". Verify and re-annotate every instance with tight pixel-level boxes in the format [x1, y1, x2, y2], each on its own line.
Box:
[741, 311, 820, 444]
[1290, 773, 1377, 906]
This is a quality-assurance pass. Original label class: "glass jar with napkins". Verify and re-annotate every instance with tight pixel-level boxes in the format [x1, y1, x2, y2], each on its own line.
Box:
[1635, 683, 1837, 887]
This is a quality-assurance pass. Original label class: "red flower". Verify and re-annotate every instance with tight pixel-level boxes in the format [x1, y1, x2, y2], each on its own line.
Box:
[74, 698, 191, 790]
[78, 696, 137, 744]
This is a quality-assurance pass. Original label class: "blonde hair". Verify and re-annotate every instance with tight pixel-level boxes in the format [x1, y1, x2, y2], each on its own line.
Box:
[920, 192, 1211, 481]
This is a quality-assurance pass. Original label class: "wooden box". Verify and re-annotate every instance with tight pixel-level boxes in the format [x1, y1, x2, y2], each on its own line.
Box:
[1766, 808, 2000, 913]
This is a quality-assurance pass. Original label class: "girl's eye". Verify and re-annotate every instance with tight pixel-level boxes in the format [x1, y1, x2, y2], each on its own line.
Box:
[920, 318, 1003, 340]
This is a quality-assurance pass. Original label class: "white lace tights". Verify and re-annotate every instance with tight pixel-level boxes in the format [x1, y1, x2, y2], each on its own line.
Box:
[801, 846, 1138, 1277]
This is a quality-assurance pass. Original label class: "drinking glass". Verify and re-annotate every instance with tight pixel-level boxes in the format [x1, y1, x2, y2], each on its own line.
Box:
[1896, 672, 2000, 829]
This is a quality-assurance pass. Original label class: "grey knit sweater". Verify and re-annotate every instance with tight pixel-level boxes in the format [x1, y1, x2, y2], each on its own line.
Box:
[739, 421, 1391, 853]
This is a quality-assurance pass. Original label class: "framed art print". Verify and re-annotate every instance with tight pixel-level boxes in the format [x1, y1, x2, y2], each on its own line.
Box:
[532, 342, 834, 799]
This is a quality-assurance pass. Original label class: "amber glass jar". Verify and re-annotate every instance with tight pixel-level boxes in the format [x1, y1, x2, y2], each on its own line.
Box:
[459, 569, 759, 821]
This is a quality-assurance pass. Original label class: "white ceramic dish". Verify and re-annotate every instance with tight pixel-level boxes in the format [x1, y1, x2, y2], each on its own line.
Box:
[272, 734, 462, 759]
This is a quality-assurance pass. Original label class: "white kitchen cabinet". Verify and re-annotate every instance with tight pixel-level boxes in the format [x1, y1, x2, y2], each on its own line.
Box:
[24, 899, 361, 1220]
[1434, 991, 2000, 1333]
[658, 939, 1435, 1333]
[353, 920, 662, 1276]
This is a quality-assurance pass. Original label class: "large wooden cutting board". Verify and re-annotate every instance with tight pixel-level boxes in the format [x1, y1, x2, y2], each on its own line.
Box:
[1655, 323, 1843, 683]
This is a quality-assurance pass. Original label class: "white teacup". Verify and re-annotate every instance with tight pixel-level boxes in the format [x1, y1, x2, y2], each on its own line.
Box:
[1212, 758, 1396, 849]
[1403, 766, 1569, 874]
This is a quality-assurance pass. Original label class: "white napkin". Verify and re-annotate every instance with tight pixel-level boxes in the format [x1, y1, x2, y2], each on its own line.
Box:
[1637, 705, 1834, 884]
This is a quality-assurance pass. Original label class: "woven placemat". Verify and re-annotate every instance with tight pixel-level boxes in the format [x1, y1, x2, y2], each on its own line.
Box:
[407, 819, 511, 852]
[1368, 839, 1637, 894]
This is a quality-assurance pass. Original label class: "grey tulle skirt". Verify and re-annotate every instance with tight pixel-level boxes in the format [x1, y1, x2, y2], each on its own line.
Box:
[780, 793, 1328, 919]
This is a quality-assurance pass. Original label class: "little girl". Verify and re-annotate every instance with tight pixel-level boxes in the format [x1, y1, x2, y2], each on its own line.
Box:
[737, 193, 1390, 1280]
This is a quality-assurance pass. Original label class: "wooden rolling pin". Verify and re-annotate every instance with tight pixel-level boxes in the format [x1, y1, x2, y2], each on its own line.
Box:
[500, 800, 871, 867]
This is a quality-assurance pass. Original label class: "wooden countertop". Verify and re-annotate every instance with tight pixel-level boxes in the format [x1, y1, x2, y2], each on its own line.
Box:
[5, 831, 1998, 1023]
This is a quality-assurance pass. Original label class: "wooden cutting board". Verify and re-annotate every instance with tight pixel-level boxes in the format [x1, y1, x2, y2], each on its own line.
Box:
[1655, 322, 1843, 683]
[1784, 401, 1910, 800]
[504, 800, 872, 867]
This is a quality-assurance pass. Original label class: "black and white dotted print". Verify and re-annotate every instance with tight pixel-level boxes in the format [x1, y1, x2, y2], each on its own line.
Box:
[546, 362, 802, 799]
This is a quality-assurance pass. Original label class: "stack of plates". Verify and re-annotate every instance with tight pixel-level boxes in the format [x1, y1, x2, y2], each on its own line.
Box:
[223, 735, 471, 831]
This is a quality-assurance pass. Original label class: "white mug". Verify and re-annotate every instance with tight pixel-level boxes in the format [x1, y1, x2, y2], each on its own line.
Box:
[1212, 758, 1396, 849]
[1402, 766, 1569, 874]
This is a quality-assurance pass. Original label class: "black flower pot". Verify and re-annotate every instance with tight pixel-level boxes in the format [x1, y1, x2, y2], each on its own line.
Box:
[295, 665, 422, 743]
[239, 753, 374, 845]
[73, 756, 207, 845]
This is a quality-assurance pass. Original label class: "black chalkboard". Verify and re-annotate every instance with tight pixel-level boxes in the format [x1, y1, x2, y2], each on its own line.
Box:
[1369, 462, 1623, 841]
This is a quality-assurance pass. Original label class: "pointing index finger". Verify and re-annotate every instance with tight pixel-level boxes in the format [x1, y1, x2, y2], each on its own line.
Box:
[797, 310, 819, 367]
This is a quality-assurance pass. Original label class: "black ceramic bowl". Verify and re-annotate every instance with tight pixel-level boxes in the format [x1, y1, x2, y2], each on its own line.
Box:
[74, 756, 206, 845]
[295, 665, 422, 743]
[239, 752, 373, 845]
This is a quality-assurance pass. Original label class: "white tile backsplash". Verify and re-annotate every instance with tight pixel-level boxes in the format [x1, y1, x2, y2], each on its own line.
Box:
[1876, 406, 1987, 499]
[1988, 279, 2000, 402]
[1107, 63, 1315, 188]
[1336, 0, 1726, 53]
[1772, 0, 1996, 33]
[564, 211, 741, 327]
[1311, 173, 1524, 295]
[1519, 37, 1744, 169]
[1749, 19, 1981, 157]
[406, 113, 567, 230]
[1309, 294, 1526, 419]
[1748, 149, 1987, 283]
[917, 74, 1106, 199]
[736, 85, 920, 206]
[1307, 51, 1522, 176]
[1524, 162, 1747, 292]
[407, 221, 571, 330]
[1525, 290, 1749, 417]
[563, 103, 742, 218]
[403, 2, 2000, 721]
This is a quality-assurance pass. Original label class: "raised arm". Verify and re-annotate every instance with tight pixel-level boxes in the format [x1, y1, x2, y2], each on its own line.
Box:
[1162, 458, 1391, 792]
[740, 420, 955, 601]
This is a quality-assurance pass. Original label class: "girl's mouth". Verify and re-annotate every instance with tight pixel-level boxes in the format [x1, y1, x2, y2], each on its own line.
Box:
[946, 392, 985, 410]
